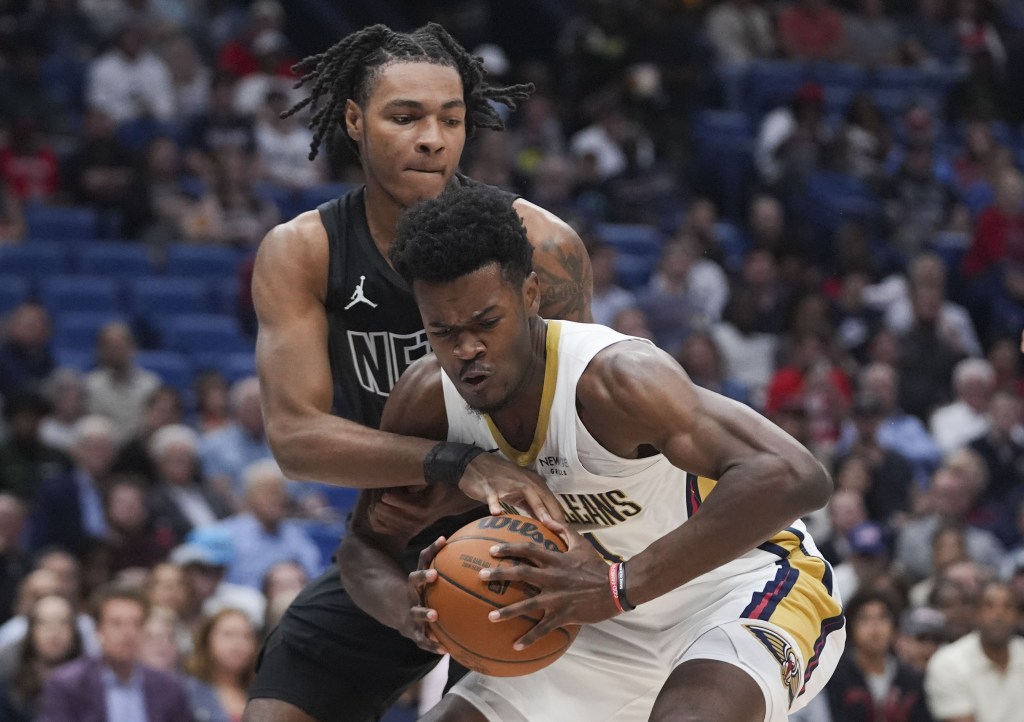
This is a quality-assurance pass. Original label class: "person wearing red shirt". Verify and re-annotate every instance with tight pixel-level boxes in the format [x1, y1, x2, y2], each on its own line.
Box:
[963, 168, 1024, 278]
[778, 0, 848, 62]
[0, 120, 59, 203]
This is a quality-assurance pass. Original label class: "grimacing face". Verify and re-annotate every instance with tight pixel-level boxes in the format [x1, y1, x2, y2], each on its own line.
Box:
[347, 61, 467, 210]
[416, 264, 540, 415]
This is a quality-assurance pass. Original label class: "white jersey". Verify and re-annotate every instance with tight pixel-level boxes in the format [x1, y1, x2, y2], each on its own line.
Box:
[440, 320, 845, 721]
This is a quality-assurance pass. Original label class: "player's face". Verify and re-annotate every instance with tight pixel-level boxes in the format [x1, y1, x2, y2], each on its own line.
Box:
[348, 62, 466, 209]
[416, 264, 541, 414]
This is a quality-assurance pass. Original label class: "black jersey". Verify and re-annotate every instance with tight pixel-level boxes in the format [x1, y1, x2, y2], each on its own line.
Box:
[320, 175, 517, 429]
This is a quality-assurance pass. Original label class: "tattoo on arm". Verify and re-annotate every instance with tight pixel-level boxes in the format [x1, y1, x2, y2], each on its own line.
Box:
[535, 235, 593, 322]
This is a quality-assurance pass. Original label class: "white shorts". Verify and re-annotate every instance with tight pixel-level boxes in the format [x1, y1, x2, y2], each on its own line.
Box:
[448, 558, 846, 722]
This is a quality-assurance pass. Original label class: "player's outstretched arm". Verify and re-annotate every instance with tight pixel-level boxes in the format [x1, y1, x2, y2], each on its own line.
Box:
[253, 215, 442, 488]
[516, 200, 593, 324]
[582, 341, 831, 605]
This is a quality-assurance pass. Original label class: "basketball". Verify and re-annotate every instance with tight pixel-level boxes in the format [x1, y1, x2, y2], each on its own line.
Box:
[424, 514, 580, 677]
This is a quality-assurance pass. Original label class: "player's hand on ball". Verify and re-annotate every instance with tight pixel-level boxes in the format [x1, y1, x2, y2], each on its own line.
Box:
[403, 535, 449, 655]
[481, 520, 620, 649]
[458, 453, 564, 523]
[369, 484, 476, 539]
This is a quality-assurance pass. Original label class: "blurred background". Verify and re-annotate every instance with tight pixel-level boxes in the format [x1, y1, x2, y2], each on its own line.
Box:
[1, 0, 1024, 720]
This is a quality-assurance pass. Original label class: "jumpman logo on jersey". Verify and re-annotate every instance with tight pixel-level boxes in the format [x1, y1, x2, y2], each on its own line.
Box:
[345, 275, 378, 310]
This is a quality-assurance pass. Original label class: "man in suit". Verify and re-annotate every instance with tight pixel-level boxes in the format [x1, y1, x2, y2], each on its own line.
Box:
[37, 583, 194, 722]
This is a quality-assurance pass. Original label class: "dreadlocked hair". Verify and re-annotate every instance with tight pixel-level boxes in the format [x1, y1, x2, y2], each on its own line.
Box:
[283, 22, 535, 161]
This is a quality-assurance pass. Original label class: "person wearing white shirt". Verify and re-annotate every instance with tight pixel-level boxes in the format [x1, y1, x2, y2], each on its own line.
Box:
[929, 358, 995, 456]
[925, 580, 1024, 722]
[86, 20, 174, 124]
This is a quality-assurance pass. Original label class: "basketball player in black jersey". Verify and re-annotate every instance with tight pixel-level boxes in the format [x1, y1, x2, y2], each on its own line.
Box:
[243, 23, 592, 722]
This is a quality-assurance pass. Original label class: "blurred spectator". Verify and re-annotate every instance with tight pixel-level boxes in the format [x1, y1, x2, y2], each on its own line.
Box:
[121, 135, 197, 242]
[0, 303, 55, 401]
[947, 46, 1010, 122]
[835, 395, 914, 525]
[102, 476, 173, 574]
[678, 198, 726, 266]
[183, 72, 255, 179]
[85, 18, 173, 124]
[963, 168, 1024, 291]
[896, 466, 1004, 583]
[37, 583, 193, 722]
[214, 460, 319, 590]
[674, 332, 750, 406]
[27, 415, 116, 556]
[0, 118, 60, 202]
[882, 142, 957, 259]
[168, 527, 264, 629]
[63, 108, 137, 219]
[0, 595, 83, 722]
[831, 271, 882, 361]
[924, 580, 1024, 722]
[0, 181, 25, 243]
[951, 119, 1002, 195]
[197, 377, 272, 503]
[746, 193, 801, 258]
[143, 562, 190, 655]
[507, 94, 565, 185]
[968, 390, 1024, 509]
[112, 386, 184, 484]
[838, 92, 892, 184]
[182, 147, 278, 247]
[895, 606, 948, 674]
[705, 0, 775, 66]
[754, 82, 831, 191]
[601, 134, 681, 227]
[569, 101, 652, 182]
[0, 392, 67, 503]
[610, 306, 654, 341]
[260, 560, 306, 616]
[522, 155, 584, 227]
[0, 494, 30, 624]
[162, 34, 209, 123]
[844, 0, 901, 68]
[39, 369, 87, 455]
[883, 252, 982, 358]
[951, 0, 1006, 69]
[896, 284, 964, 422]
[843, 362, 942, 486]
[0, 44, 66, 134]
[0, 563, 97, 656]
[148, 425, 232, 544]
[190, 370, 230, 435]
[184, 608, 256, 722]
[822, 589, 933, 722]
[85, 322, 161, 443]
[986, 336, 1023, 395]
[927, 577, 977, 642]
[588, 240, 636, 328]
[834, 520, 893, 599]
[900, 0, 959, 68]
[777, 0, 847, 62]
[137, 605, 180, 673]
[216, 0, 292, 79]
[908, 523, 971, 607]
[232, 30, 298, 118]
[929, 358, 995, 455]
[817, 488, 868, 565]
[254, 87, 323, 191]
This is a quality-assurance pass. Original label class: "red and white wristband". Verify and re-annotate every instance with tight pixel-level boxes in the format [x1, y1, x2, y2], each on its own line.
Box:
[608, 561, 637, 614]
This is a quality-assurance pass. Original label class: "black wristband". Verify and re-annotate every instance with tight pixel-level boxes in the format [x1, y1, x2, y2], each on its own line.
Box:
[423, 442, 487, 486]
[617, 560, 637, 611]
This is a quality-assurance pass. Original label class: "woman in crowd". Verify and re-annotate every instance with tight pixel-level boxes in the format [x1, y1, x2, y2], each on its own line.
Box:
[185, 607, 258, 722]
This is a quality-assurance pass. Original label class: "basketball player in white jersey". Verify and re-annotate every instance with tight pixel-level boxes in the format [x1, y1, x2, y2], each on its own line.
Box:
[338, 183, 846, 722]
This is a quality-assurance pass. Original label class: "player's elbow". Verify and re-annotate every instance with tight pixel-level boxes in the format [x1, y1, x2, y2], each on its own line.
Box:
[264, 416, 309, 480]
[786, 454, 832, 513]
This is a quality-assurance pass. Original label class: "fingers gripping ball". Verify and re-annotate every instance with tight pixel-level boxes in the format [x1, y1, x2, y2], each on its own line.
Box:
[425, 514, 580, 677]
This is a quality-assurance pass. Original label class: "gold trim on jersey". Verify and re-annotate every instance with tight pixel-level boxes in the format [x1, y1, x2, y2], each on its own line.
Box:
[485, 320, 562, 468]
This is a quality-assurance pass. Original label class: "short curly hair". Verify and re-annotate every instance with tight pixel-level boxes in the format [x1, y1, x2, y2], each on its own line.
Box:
[391, 183, 533, 288]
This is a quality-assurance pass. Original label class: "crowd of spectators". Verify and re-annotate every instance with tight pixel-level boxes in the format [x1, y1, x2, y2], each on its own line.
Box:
[2, 0, 1024, 720]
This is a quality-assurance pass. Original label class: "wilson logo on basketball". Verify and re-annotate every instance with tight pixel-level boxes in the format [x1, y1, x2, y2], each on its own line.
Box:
[477, 516, 562, 552]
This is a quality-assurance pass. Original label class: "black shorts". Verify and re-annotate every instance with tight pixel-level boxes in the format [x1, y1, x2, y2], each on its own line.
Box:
[250, 511, 483, 722]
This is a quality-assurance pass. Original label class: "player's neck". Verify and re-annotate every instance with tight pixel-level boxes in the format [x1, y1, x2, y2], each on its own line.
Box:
[487, 319, 549, 450]
[362, 185, 402, 261]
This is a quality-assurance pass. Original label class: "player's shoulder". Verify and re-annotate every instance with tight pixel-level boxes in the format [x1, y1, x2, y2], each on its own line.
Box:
[382, 352, 446, 432]
[253, 209, 329, 285]
[512, 197, 580, 250]
[578, 335, 680, 404]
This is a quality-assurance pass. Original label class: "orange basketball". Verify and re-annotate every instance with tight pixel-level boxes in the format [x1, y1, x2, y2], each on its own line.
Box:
[424, 514, 580, 677]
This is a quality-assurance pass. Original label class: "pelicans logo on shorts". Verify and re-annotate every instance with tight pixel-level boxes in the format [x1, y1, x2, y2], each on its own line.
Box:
[744, 624, 802, 706]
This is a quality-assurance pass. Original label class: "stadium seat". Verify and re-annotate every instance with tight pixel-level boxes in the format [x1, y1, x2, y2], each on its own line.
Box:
[299, 182, 357, 209]
[595, 223, 663, 259]
[24, 204, 98, 241]
[52, 347, 94, 371]
[742, 60, 807, 118]
[813, 63, 865, 90]
[164, 245, 240, 279]
[0, 242, 70, 278]
[158, 313, 250, 355]
[39, 276, 122, 314]
[614, 254, 657, 291]
[135, 350, 195, 391]
[193, 351, 256, 382]
[116, 118, 182, 153]
[871, 66, 943, 93]
[0, 276, 30, 314]
[53, 311, 127, 349]
[128, 277, 213, 318]
[77, 243, 157, 278]
[210, 278, 241, 316]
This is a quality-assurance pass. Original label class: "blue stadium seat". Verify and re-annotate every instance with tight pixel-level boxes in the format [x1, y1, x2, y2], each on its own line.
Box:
[53, 311, 127, 349]
[0, 242, 70, 278]
[713, 222, 748, 274]
[871, 66, 944, 93]
[813, 63, 865, 90]
[742, 60, 807, 118]
[52, 347, 94, 371]
[595, 223, 663, 258]
[135, 350, 195, 391]
[25, 204, 98, 241]
[0, 276, 30, 315]
[128, 277, 212, 318]
[164, 245, 240, 279]
[39, 276, 122, 314]
[194, 351, 256, 382]
[77, 243, 157, 278]
[299, 182, 357, 209]
[116, 118, 182, 153]
[210, 278, 241, 315]
[614, 254, 657, 291]
[692, 109, 751, 142]
[159, 314, 250, 355]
